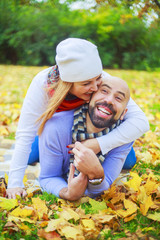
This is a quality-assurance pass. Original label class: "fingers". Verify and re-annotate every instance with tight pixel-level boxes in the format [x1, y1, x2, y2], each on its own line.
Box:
[68, 163, 75, 182]
[67, 144, 75, 149]
[74, 141, 84, 150]
[6, 188, 27, 199]
[67, 143, 75, 153]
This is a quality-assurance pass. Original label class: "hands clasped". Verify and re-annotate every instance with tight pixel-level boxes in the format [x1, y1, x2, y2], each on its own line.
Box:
[72, 141, 104, 180]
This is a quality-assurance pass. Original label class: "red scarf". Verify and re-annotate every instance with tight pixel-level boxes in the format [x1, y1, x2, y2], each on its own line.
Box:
[47, 67, 85, 112]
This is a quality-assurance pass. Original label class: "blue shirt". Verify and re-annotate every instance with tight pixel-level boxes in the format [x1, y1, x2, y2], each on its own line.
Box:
[39, 110, 133, 198]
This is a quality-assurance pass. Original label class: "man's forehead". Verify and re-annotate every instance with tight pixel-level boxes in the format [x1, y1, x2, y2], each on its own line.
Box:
[101, 76, 129, 95]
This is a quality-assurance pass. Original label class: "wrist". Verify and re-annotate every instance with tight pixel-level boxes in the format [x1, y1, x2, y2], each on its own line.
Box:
[88, 168, 104, 180]
[88, 175, 104, 185]
[59, 187, 80, 201]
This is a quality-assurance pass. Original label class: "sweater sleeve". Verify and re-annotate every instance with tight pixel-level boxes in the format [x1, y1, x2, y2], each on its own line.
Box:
[86, 142, 133, 198]
[97, 98, 150, 155]
[8, 68, 51, 188]
[39, 111, 73, 197]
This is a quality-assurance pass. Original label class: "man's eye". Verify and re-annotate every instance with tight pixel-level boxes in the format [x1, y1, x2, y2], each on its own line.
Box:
[101, 89, 108, 93]
[116, 96, 122, 101]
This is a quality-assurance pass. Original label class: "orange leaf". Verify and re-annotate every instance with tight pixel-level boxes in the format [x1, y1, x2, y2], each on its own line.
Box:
[38, 229, 62, 240]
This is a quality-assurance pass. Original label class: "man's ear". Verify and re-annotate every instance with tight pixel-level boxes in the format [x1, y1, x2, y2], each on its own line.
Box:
[120, 108, 128, 121]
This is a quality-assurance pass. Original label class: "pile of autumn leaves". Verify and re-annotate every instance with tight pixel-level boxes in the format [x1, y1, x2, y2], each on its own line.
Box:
[0, 130, 160, 240]
[0, 66, 160, 239]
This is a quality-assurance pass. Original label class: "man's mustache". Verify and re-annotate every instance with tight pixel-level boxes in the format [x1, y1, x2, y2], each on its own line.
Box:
[95, 102, 116, 115]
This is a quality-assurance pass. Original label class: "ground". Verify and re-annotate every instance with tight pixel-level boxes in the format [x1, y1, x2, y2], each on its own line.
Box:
[0, 65, 160, 240]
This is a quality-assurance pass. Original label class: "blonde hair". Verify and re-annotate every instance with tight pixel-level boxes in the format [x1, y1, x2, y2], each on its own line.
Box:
[38, 79, 73, 135]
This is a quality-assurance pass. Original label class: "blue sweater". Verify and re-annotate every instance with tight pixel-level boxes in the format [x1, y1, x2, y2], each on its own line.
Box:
[39, 110, 133, 198]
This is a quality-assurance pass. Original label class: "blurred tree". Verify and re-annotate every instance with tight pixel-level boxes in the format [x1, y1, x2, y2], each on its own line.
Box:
[0, 0, 160, 70]
[95, 0, 160, 18]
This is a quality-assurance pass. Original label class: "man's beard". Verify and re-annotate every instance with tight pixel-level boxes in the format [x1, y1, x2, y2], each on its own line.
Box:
[88, 102, 118, 129]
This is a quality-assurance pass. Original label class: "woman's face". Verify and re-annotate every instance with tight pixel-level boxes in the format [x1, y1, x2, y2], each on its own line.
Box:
[69, 74, 102, 102]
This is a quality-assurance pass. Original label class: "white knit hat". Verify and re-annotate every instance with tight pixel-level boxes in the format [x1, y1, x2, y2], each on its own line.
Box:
[55, 38, 102, 82]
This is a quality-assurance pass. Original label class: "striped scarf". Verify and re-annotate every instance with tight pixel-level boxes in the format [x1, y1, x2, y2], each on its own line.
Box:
[69, 104, 121, 176]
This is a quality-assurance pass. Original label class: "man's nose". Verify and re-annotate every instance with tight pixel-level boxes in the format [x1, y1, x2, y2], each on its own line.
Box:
[106, 95, 114, 104]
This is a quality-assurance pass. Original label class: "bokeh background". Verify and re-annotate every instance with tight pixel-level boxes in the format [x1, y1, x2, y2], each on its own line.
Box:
[0, 0, 160, 71]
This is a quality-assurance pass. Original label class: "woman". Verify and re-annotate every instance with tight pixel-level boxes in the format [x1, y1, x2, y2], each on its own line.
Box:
[6, 38, 149, 199]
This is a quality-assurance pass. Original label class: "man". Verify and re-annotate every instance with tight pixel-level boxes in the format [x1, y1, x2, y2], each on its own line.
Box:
[39, 74, 133, 201]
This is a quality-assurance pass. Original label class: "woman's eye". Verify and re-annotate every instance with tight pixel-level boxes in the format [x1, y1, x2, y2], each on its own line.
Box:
[83, 82, 90, 86]
[96, 76, 102, 81]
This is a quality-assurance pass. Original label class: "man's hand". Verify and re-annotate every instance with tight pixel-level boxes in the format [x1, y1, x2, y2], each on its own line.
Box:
[67, 138, 100, 155]
[59, 164, 88, 201]
[6, 187, 27, 199]
[72, 141, 104, 180]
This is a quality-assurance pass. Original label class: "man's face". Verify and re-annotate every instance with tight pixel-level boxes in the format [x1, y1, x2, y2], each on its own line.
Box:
[88, 76, 130, 129]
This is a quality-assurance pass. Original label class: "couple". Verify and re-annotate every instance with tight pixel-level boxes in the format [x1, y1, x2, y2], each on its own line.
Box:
[39, 73, 133, 200]
[6, 38, 149, 199]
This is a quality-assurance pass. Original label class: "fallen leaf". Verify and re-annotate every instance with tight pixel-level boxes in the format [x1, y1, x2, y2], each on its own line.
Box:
[7, 215, 35, 224]
[0, 197, 18, 211]
[32, 197, 48, 219]
[92, 214, 117, 224]
[147, 212, 160, 221]
[59, 225, 84, 240]
[38, 229, 62, 240]
[116, 199, 137, 218]
[124, 172, 142, 191]
[10, 206, 36, 219]
[89, 198, 107, 213]
[45, 218, 66, 232]
[0, 178, 6, 197]
[140, 195, 154, 216]
[81, 219, 95, 230]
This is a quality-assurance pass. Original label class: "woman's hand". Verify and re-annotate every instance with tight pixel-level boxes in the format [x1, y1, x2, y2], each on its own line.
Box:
[68, 138, 100, 155]
[59, 164, 88, 201]
[6, 187, 27, 199]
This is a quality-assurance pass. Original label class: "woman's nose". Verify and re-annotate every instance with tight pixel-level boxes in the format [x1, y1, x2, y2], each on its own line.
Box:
[90, 81, 99, 91]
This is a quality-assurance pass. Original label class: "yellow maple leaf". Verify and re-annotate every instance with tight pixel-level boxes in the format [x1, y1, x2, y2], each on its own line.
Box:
[116, 199, 137, 218]
[147, 212, 160, 222]
[60, 225, 84, 240]
[92, 214, 117, 224]
[8, 215, 35, 224]
[32, 197, 48, 220]
[45, 218, 67, 232]
[81, 219, 95, 230]
[10, 206, 35, 218]
[0, 197, 18, 211]
[137, 186, 148, 204]
[144, 178, 159, 195]
[140, 195, 154, 216]
[59, 207, 80, 221]
[124, 172, 142, 191]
